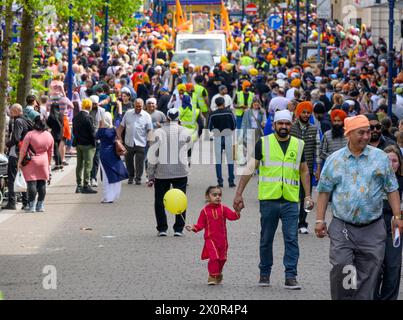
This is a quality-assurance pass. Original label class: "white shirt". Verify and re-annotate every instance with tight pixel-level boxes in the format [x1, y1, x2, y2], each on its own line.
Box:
[121, 109, 153, 148]
[268, 96, 290, 113]
[395, 94, 403, 120]
[210, 94, 233, 111]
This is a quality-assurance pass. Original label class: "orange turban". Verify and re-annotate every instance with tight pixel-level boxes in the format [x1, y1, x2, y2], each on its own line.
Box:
[242, 81, 252, 90]
[295, 101, 313, 118]
[330, 109, 347, 122]
[185, 83, 194, 92]
[291, 79, 301, 88]
[344, 115, 370, 136]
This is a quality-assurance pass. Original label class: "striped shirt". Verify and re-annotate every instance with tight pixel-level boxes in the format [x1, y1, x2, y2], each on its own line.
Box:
[320, 130, 348, 161]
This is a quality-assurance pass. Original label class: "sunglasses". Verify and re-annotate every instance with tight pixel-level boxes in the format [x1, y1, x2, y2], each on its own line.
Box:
[370, 124, 382, 131]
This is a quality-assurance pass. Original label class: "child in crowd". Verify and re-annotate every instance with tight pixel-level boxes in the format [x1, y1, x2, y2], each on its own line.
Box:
[186, 186, 240, 285]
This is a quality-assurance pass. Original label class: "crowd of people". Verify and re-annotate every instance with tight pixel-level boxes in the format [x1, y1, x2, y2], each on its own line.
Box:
[2, 8, 403, 299]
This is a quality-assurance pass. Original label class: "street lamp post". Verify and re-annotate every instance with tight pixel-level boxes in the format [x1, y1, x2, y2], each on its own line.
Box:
[296, 0, 300, 64]
[103, 0, 109, 67]
[306, 0, 309, 42]
[279, 2, 287, 35]
[67, 4, 73, 100]
[387, 0, 395, 117]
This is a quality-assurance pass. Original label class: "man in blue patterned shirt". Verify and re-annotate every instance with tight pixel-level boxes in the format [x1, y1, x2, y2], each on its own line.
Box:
[315, 115, 403, 300]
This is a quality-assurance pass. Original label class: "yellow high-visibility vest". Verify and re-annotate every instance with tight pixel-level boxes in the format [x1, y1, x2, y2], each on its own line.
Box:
[258, 134, 305, 202]
[235, 91, 254, 117]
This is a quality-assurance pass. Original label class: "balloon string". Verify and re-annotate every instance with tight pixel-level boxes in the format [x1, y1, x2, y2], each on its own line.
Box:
[180, 213, 186, 224]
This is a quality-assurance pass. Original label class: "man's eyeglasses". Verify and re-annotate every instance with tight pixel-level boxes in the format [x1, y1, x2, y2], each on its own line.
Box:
[370, 124, 382, 131]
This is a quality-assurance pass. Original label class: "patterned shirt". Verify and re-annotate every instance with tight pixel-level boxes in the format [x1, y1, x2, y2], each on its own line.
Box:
[317, 145, 398, 224]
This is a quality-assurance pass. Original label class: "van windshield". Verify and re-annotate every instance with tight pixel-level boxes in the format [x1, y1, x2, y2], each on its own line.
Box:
[178, 39, 223, 57]
[172, 52, 214, 68]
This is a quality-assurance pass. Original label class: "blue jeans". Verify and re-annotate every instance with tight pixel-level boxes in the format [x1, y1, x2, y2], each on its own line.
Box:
[259, 200, 299, 279]
[214, 136, 234, 185]
[236, 115, 243, 129]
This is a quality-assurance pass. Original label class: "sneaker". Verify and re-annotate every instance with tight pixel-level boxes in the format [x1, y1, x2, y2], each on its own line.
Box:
[36, 201, 45, 212]
[218, 183, 224, 187]
[298, 227, 309, 234]
[75, 186, 82, 193]
[229, 183, 236, 188]
[208, 275, 219, 285]
[284, 278, 301, 290]
[217, 274, 223, 284]
[2, 202, 16, 210]
[62, 161, 69, 166]
[91, 179, 98, 187]
[51, 166, 60, 171]
[128, 178, 134, 185]
[258, 275, 271, 287]
[174, 231, 184, 237]
[157, 231, 168, 237]
[81, 186, 98, 194]
[135, 180, 141, 185]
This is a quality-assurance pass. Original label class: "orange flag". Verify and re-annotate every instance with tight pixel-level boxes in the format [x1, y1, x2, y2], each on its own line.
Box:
[175, 0, 186, 26]
[209, 11, 214, 31]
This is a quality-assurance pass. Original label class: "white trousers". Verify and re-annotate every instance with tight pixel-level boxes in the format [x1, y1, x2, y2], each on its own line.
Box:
[100, 163, 122, 202]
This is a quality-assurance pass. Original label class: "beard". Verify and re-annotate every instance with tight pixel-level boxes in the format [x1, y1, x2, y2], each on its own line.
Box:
[370, 132, 381, 142]
[276, 128, 289, 138]
[299, 117, 309, 124]
[331, 125, 344, 138]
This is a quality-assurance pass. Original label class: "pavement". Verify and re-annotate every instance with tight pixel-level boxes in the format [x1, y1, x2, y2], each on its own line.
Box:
[0, 149, 401, 300]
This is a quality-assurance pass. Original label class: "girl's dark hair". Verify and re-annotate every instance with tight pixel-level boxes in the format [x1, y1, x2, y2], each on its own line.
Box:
[33, 115, 46, 131]
[205, 185, 222, 196]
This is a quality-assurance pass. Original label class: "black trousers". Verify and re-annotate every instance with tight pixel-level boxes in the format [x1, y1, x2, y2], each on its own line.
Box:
[91, 141, 101, 181]
[7, 156, 27, 205]
[298, 174, 313, 229]
[53, 139, 62, 166]
[27, 180, 46, 203]
[125, 145, 145, 182]
[154, 177, 187, 232]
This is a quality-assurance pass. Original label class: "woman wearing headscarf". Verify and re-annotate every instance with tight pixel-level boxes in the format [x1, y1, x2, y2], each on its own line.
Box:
[96, 112, 128, 203]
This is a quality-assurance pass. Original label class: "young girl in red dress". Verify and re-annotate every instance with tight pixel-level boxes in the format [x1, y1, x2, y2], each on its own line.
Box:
[186, 186, 240, 285]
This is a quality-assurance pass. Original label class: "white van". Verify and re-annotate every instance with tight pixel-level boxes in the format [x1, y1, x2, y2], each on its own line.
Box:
[175, 32, 226, 66]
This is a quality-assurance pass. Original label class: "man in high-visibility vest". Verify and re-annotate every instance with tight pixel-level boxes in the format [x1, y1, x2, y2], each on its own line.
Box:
[179, 95, 203, 165]
[233, 109, 312, 290]
[193, 75, 209, 122]
[179, 94, 201, 141]
[234, 80, 254, 129]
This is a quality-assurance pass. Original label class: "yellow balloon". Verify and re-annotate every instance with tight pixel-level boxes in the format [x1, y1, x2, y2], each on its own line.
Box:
[271, 59, 278, 66]
[163, 189, 187, 214]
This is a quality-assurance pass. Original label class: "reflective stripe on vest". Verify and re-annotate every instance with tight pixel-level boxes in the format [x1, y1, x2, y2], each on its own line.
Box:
[236, 91, 254, 117]
[258, 134, 304, 202]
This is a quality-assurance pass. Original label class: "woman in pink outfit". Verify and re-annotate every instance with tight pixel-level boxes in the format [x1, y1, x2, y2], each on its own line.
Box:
[18, 116, 54, 213]
[186, 186, 240, 285]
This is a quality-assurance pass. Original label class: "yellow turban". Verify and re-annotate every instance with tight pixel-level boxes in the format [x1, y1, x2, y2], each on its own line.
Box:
[82, 98, 93, 110]
[177, 84, 186, 92]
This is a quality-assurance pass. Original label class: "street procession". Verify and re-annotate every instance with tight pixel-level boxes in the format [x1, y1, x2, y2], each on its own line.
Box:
[0, 0, 403, 302]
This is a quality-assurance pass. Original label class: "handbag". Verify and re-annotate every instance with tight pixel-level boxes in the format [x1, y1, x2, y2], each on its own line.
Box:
[21, 144, 36, 167]
[14, 169, 27, 192]
[115, 139, 127, 157]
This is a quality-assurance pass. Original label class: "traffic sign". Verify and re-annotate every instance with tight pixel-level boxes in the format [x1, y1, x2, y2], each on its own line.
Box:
[245, 3, 258, 16]
[267, 15, 282, 30]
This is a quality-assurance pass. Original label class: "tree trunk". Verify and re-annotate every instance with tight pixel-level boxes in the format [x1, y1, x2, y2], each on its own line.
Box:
[16, 1, 36, 106]
[0, 2, 14, 153]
